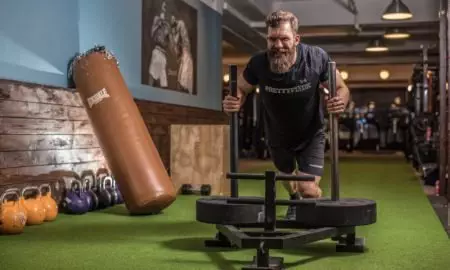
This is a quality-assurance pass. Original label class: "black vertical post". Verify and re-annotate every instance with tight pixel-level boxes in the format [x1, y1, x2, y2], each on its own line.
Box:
[421, 45, 429, 113]
[447, 0, 450, 199]
[328, 62, 339, 201]
[229, 65, 239, 197]
[439, 0, 448, 196]
[264, 171, 276, 232]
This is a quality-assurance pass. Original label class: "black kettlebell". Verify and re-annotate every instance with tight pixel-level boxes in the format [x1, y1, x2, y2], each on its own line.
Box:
[96, 176, 112, 209]
[83, 175, 99, 211]
[96, 168, 109, 181]
[103, 176, 118, 206]
[113, 178, 124, 204]
[78, 180, 92, 211]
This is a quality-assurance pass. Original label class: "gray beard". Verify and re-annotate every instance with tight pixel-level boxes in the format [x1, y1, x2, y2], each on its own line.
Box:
[268, 49, 296, 73]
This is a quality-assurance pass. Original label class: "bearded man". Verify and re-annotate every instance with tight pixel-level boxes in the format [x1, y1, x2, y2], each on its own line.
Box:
[222, 10, 350, 220]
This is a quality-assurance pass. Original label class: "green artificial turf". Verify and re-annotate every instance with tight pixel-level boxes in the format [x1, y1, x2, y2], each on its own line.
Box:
[1, 158, 449, 270]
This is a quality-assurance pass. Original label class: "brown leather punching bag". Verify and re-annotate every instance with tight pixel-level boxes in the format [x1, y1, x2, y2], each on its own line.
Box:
[69, 46, 176, 215]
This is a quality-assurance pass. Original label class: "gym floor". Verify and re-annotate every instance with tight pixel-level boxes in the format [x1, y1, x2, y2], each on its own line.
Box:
[1, 156, 449, 270]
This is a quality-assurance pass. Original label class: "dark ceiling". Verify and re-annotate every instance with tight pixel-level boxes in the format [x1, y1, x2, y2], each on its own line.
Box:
[222, 0, 441, 67]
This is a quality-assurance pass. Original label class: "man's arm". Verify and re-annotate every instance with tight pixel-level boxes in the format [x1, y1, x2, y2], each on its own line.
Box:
[223, 56, 259, 114]
[321, 69, 350, 107]
[316, 46, 350, 109]
[237, 72, 256, 106]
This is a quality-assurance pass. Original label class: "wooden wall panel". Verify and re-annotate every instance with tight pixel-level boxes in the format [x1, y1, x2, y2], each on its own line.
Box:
[0, 79, 109, 198]
[0, 81, 82, 106]
[0, 148, 104, 168]
[0, 118, 93, 135]
[0, 134, 99, 151]
[135, 100, 229, 170]
[0, 160, 108, 180]
[0, 100, 88, 120]
[170, 125, 230, 196]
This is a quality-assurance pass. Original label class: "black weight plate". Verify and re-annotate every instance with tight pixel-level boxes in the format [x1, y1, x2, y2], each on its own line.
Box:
[196, 196, 263, 225]
[295, 198, 377, 227]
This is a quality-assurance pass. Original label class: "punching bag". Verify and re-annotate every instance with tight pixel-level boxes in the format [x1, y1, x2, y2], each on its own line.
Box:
[68, 46, 176, 215]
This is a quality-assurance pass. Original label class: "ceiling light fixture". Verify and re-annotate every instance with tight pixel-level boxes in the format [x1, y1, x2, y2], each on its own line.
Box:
[384, 28, 410, 39]
[382, 0, 413, 20]
[366, 40, 389, 52]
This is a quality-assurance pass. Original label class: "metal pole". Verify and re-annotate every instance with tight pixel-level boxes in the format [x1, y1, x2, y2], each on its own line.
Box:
[264, 171, 276, 232]
[422, 45, 429, 113]
[447, 0, 450, 199]
[439, 0, 448, 196]
[229, 65, 239, 197]
[328, 62, 339, 201]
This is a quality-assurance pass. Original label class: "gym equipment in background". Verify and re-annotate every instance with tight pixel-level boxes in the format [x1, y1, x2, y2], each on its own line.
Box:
[337, 105, 355, 152]
[385, 105, 409, 151]
[180, 184, 212, 196]
[69, 45, 176, 215]
[20, 186, 46, 225]
[61, 179, 90, 215]
[82, 172, 100, 211]
[404, 46, 440, 186]
[353, 102, 381, 151]
[0, 188, 27, 235]
[39, 184, 58, 222]
[196, 63, 377, 270]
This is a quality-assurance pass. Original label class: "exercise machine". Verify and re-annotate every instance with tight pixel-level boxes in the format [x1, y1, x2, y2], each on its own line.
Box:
[196, 63, 377, 270]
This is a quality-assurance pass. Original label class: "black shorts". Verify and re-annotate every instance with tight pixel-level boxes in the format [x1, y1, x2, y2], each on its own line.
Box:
[268, 130, 325, 176]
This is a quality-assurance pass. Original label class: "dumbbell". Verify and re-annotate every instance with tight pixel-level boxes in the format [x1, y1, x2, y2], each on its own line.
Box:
[180, 184, 211, 196]
[0, 188, 27, 235]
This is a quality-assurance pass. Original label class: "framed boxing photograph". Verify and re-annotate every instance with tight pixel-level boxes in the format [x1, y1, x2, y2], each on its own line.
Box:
[141, 0, 198, 95]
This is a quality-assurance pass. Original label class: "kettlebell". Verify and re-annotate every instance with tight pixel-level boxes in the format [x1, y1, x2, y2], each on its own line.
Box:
[96, 169, 109, 183]
[83, 176, 99, 211]
[20, 186, 46, 225]
[104, 176, 118, 206]
[78, 181, 92, 211]
[61, 179, 89, 214]
[0, 188, 27, 234]
[96, 176, 112, 209]
[39, 184, 58, 221]
[113, 178, 124, 204]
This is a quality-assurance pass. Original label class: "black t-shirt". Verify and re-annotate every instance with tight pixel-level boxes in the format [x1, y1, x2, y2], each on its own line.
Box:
[243, 43, 331, 148]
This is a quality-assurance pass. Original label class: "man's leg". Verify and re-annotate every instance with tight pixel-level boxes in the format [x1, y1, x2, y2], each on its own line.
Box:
[268, 147, 298, 196]
[267, 147, 301, 220]
[295, 130, 326, 199]
[279, 170, 302, 220]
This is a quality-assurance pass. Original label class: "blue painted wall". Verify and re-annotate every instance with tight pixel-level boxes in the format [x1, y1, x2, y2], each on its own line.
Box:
[0, 0, 79, 87]
[0, 0, 223, 111]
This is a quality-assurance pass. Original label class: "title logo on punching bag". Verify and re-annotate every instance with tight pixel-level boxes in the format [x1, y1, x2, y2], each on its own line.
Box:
[87, 88, 110, 108]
